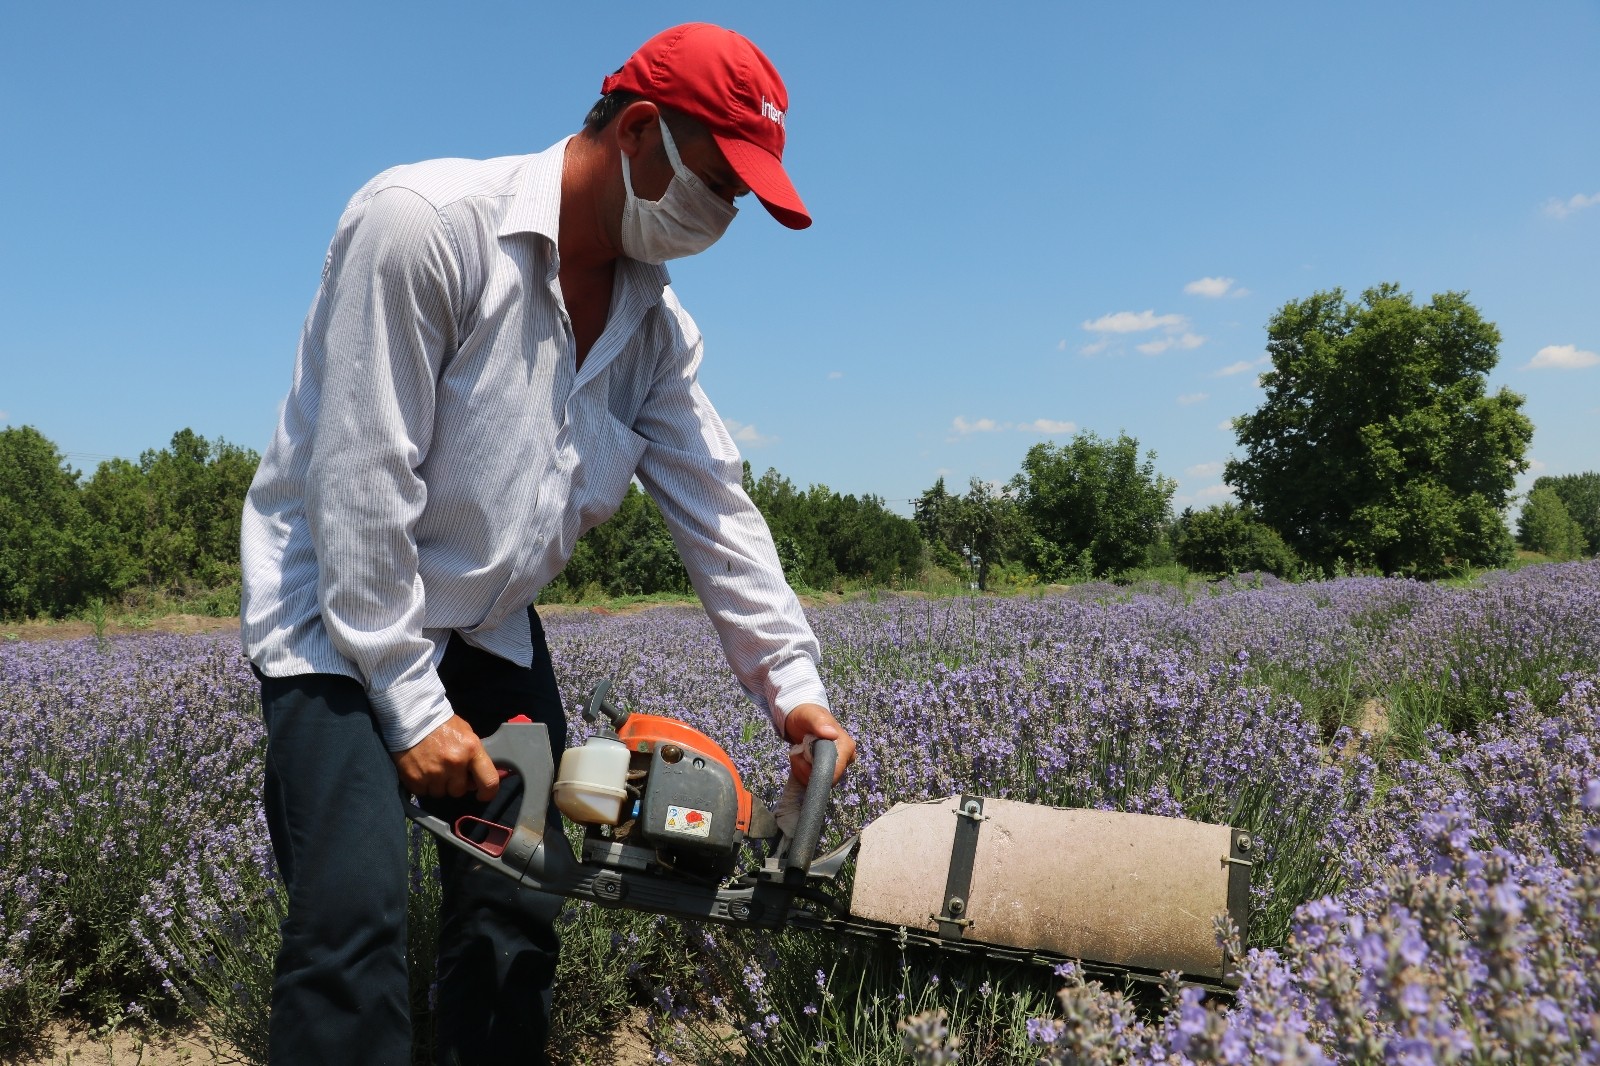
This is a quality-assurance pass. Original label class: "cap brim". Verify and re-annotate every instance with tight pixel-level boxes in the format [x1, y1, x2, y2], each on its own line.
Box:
[715, 134, 812, 230]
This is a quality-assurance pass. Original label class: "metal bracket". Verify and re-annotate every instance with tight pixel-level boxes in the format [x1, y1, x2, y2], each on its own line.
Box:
[1223, 829, 1254, 983]
[932, 795, 985, 942]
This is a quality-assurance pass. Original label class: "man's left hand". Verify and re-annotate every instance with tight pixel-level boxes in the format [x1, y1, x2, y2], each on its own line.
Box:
[783, 703, 857, 786]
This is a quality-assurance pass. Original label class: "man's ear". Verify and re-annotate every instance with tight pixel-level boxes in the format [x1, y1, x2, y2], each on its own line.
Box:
[613, 100, 661, 160]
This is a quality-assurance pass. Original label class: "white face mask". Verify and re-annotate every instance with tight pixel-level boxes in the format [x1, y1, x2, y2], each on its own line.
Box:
[619, 118, 738, 264]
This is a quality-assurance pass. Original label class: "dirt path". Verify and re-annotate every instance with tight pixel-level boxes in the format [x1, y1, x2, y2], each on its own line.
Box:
[2, 615, 241, 644]
[3, 591, 863, 645]
[16, 1014, 660, 1066]
[13, 1021, 244, 1065]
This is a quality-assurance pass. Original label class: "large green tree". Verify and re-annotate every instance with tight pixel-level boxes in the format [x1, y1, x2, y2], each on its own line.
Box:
[747, 466, 922, 590]
[1226, 285, 1533, 577]
[1173, 502, 1301, 577]
[0, 426, 93, 619]
[1517, 486, 1587, 560]
[1530, 472, 1600, 557]
[79, 429, 261, 596]
[914, 476, 1027, 590]
[1012, 431, 1175, 579]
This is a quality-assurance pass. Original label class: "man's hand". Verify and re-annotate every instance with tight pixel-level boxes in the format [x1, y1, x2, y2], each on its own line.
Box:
[783, 703, 857, 786]
[392, 715, 500, 802]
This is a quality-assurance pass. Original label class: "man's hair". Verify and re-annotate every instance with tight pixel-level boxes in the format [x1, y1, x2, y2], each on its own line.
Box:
[583, 89, 643, 133]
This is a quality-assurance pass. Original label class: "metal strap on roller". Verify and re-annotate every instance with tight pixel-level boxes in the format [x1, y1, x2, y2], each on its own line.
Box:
[932, 796, 985, 942]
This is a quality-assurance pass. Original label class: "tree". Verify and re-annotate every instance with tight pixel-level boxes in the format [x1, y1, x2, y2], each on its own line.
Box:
[79, 457, 153, 597]
[1226, 285, 1533, 577]
[1530, 472, 1600, 557]
[913, 476, 1030, 590]
[748, 466, 922, 590]
[1012, 431, 1176, 579]
[1174, 503, 1301, 577]
[544, 483, 690, 600]
[0, 426, 93, 619]
[1517, 486, 1587, 560]
[913, 476, 969, 576]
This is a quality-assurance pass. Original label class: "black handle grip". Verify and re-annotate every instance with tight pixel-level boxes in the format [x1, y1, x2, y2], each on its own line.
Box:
[785, 738, 837, 878]
[403, 720, 556, 875]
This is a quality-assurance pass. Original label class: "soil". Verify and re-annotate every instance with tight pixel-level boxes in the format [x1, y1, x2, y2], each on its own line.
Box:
[1, 615, 240, 645]
[1339, 697, 1391, 759]
[3, 592, 865, 644]
[13, 1021, 244, 1065]
[16, 1011, 662, 1066]
[0, 981, 686, 1063]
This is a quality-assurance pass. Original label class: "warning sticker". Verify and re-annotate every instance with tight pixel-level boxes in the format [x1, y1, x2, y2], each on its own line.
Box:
[664, 806, 712, 838]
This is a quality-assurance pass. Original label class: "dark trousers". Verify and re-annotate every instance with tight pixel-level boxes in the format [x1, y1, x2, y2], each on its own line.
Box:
[258, 607, 566, 1066]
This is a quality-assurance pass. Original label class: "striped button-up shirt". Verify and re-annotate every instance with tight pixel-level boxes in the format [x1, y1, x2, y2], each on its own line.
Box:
[241, 138, 827, 752]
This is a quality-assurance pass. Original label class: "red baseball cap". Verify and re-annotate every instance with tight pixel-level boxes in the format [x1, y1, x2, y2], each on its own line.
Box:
[602, 23, 811, 230]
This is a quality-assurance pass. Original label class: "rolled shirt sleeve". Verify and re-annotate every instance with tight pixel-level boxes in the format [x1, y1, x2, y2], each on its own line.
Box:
[304, 187, 463, 751]
[631, 333, 829, 735]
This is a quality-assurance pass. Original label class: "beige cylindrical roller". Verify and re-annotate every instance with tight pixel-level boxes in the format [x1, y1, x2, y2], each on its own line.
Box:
[849, 796, 1244, 980]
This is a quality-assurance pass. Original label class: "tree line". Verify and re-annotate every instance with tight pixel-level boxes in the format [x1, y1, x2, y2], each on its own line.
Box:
[0, 427, 257, 619]
[2, 284, 1593, 621]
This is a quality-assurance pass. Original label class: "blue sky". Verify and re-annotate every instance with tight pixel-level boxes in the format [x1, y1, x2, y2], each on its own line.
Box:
[3, 2, 1596, 517]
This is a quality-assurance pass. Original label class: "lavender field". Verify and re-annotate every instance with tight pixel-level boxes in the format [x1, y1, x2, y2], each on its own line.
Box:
[3, 562, 1599, 1064]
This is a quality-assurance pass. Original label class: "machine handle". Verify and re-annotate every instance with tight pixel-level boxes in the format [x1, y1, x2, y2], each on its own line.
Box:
[402, 717, 556, 874]
[785, 738, 837, 878]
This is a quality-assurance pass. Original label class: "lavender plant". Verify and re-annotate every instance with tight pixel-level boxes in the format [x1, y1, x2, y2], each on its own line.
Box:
[3, 560, 1598, 1064]
[1015, 676, 1600, 1066]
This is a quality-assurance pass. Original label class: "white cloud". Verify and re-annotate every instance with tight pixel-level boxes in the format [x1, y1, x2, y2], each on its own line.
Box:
[950, 415, 1077, 440]
[1079, 339, 1110, 356]
[1138, 332, 1206, 355]
[1082, 309, 1189, 334]
[1177, 392, 1209, 405]
[1186, 461, 1224, 479]
[1195, 484, 1236, 500]
[1526, 457, 1548, 473]
[1184, 276, 1233, 298]
[1544, 191, 1600, 219]
[1218, 419, 1236, 431]
[1057, 339, 1068, 351]
[1528, 344, 1599, 369]
[0, 409, 8, 421]
[951, 416, 1002, 435]
[1214, 355, 1268, 377]
[724, 419, 776, 447]
[826, 370, 843, 380]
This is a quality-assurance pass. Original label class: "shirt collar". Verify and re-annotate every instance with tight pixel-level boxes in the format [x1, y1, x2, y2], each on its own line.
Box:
[498, 136, 571, 241]
[497, 135, 672, 294]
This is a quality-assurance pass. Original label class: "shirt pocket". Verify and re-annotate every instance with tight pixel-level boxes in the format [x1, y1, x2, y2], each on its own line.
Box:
[573, 410, 650, 532]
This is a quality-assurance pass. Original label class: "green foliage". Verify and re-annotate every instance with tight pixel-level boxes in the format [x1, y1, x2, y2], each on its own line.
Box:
[543, 484, 691, 602]
[542, 468, 924, 603]
[0, 426, 259, 620]
[1226, 285, 1532, 578]
[1011, 430, 1176, 580]
[746, 466, 923, 591]
[1530, 472, 1600, 556]
[670, 934, 1054, 1065]
[914, 476, 1029, 590]
[1518, 486, 1587, 560]
[1174, 503, 1302, 577]
[0, 426, 94, 620]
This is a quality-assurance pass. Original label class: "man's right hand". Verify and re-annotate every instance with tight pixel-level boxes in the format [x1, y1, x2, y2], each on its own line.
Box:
[392, 715, 500, 802]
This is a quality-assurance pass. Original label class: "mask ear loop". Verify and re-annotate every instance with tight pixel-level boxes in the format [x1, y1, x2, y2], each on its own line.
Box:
[619, 117, 711, 203]
[658, 118, 738, 218]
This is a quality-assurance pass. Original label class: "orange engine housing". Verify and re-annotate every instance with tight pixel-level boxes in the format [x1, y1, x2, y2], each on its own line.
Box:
[615, 714, 754, 832]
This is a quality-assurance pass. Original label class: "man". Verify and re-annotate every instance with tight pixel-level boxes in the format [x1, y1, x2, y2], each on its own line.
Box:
[240, 22, 856, 1065]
